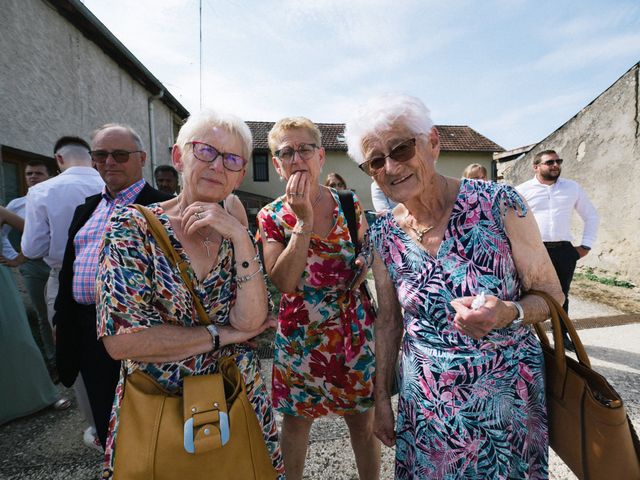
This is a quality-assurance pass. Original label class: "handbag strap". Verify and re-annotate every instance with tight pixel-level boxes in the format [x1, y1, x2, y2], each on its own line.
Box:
[338, 190, 360, 255]
[132, 204, 209, 325]
[529, 289, 591, 398]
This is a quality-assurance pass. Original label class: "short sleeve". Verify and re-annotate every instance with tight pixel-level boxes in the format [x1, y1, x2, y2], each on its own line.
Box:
[489, 182, 528, 233]
[257, 203, 286, 245]
[96, 205, 163, 338]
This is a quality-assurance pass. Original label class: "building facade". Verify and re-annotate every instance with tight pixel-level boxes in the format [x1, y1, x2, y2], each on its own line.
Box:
[0, 0, 188, 202]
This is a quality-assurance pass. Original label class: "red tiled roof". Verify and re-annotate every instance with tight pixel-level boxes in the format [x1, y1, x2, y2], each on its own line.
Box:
[437, 125, 504, 152]
[246, 121, 503, 153]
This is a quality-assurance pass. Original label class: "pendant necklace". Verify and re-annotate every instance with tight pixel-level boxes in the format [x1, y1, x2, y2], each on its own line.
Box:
[196, 229, 213, 257]
[406, 222, 434, 243]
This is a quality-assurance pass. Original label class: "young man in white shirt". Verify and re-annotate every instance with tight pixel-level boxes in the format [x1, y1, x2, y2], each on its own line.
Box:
[516, 150, 599, 347]
[20, 136, 105, 449]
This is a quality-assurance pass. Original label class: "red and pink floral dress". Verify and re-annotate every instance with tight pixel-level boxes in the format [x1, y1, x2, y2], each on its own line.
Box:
[257, 189, 376, 418]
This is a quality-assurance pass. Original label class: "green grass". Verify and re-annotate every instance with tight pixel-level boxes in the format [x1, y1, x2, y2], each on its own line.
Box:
[575, 267, 636, 289]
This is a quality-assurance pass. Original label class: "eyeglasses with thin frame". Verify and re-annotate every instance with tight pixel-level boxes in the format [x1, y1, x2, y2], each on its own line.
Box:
[275, 144, 318, 163]
[539, 158, 563, 166]
[328, 182, 346, 189]
[189, 141, 247, 172]
[359, 138, 417, 177]
[90, 150, 143, 164]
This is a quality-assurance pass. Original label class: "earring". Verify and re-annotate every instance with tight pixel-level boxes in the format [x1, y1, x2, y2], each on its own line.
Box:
[279, 175, 284, 182]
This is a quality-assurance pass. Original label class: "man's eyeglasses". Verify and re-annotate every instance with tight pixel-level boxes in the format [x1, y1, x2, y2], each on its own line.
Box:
[189, 141, 247, 172]
[275, 144, 318, 163]
[90, 150, 142, 164]
[539, 158, 563, 166]
[359, 138, 417, 177]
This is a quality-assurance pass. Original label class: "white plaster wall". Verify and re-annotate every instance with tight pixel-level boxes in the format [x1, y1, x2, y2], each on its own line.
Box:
[504, 65, 640, 283]
[0, 0, 177, 180]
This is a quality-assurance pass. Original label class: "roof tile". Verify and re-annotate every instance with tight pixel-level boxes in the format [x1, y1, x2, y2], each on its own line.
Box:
[247, 121, 503, 153]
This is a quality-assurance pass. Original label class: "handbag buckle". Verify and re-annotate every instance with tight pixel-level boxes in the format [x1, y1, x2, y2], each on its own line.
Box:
[183, 412, 230, 454]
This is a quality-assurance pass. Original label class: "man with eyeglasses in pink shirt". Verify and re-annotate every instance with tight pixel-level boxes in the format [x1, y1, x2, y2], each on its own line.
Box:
[54, 124, 171, 449]
[516, 149, 599, 349]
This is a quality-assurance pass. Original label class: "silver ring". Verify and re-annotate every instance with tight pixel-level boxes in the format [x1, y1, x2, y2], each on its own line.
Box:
[194, 212, 202, 220]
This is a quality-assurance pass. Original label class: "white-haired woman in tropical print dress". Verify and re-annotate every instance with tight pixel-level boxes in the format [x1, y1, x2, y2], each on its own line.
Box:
[345, 94, 564, 479]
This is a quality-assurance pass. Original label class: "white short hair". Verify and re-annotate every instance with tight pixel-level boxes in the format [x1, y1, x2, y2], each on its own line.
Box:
[175, 109, 253, 161]
[345, 94, 434, 165]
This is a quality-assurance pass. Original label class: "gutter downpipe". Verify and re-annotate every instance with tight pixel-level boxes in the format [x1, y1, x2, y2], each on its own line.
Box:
[148, 90, 164, 186]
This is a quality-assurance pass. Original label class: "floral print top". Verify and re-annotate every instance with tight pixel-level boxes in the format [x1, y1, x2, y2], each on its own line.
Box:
[257, 189, 376, 418]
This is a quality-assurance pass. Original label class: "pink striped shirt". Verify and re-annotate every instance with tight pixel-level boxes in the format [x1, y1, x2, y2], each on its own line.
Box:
[72, 180, 146, 304]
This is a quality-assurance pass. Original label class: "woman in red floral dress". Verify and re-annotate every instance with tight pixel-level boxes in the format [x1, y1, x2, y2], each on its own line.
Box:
[257, 117, 379, 480]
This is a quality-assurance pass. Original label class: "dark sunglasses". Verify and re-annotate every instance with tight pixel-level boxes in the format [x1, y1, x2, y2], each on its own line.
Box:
[540, 158, 563, 166]
[90, 150, 142, 164]
[359, 138, 417, 176]
[189, 141, 247, 172]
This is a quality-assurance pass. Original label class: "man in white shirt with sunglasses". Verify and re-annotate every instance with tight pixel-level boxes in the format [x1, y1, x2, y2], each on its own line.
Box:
[517, 149, 599, 349]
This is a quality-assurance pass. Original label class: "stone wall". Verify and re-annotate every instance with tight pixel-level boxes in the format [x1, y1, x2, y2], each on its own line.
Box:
[504, 64, 640, 283]
[0, 0, 178, 185]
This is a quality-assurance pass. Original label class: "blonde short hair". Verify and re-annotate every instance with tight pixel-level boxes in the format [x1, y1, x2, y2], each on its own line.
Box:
[267, 117, 322, 156]
[462, 163, 488, 180]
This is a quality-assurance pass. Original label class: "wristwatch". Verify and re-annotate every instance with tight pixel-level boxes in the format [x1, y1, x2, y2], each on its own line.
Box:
[510, 301, 525, 328]
[206, 324, 220, 351]
[580, 245, 591, 251]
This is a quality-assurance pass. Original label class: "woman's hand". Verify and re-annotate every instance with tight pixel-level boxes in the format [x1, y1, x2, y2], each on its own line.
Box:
[374, 398, 396, 447]
[348, 254, 370, 291]
[285, 171, 313, 225]
[182, 201, 246, 241]
[450, 295, 516, 339]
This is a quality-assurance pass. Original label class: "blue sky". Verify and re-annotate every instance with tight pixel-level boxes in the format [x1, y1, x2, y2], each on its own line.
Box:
[81, 0, 640, 150]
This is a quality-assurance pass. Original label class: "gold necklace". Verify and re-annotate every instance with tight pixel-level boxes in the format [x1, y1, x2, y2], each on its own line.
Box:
[406, 223, 434, 243]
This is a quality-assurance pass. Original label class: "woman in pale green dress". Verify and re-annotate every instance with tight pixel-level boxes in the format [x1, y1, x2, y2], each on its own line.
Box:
[0, 206, 68, 424]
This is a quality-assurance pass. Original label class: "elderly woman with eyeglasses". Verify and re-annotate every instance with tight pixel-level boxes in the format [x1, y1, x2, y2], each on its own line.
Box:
[346, 95, 563, 479]
[257, 117, 379, 480]
[95, 110, 283, 479]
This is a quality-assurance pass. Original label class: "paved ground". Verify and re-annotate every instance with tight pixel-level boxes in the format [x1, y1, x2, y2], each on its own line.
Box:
[1, 294, 638, 480]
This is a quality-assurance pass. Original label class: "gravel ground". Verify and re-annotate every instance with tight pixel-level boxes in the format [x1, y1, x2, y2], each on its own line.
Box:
[1, 293, 638, 480]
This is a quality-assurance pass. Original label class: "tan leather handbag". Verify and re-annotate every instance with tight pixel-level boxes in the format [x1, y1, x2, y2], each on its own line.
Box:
[113, 357, 277, 480]
[530, 289, 640, 480]
[112, 205, 277, 479]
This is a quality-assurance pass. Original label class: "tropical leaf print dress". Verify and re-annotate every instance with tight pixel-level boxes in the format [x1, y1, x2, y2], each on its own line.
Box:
[95, 204, 284, 479]
[257, 189, 376, 418]
[368, 180, 548, 479]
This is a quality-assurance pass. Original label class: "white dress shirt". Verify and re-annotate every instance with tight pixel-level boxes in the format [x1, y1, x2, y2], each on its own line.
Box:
[371, 182, 398, 212]
[21, 166, 104, 269]
[516, 176, 599, 247]
[0, 196, 26, 260]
